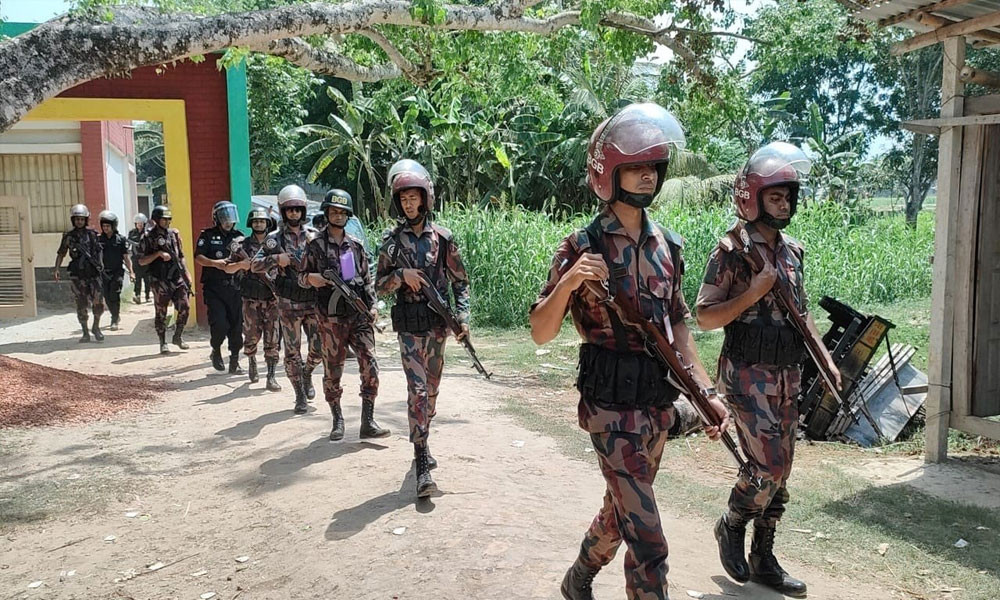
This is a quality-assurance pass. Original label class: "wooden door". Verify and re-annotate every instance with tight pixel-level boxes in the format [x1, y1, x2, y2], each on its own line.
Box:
[972, 125, 1000, 417]
[0, 195, 35, 318]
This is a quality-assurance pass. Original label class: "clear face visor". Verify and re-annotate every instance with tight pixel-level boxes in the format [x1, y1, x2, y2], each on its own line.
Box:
[600, 103, 687, 158]
[746, 142, 812, 178]
[215, 205, 238, 226]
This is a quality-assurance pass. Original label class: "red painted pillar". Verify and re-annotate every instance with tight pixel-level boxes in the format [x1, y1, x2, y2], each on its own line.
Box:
[79, 121, 108, 219]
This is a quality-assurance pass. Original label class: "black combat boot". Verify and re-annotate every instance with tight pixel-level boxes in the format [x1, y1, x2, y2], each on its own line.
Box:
[247, 356, 259, 383]
[749, 524, 807, 598]
[293, 379, 309, 414]
[302, 365, 316, 400]
[210, 348, 225, 371]
[426, 445, 438, 470]
[172, 327, 189, 350]
[560, 556, 599, 600]
[359, 399, 390, 439]
[715, 513, 750, 583]
[158, 332, 169, 354]
[109, 319, 119, 331]
[265, 358, 281, 391]
[414, 443, 437, 498]
[328, 403, 345, 441]
[91, 318, 105, 342]
[228, 354, 243, 375]
[79, 321, 91, 343]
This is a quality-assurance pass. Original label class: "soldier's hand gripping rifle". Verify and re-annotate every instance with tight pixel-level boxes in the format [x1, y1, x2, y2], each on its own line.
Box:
[728, 225, 884, 438]
[161, 236, 194, 296]
[73, 240, 110, 283]
[388, 242, 492, 379]
[320, 268, 385, 334]
[581, 276, 762, 488]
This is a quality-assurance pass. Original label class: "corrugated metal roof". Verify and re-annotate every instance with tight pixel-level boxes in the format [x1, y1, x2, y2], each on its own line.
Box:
[857, 0, 1000, 34]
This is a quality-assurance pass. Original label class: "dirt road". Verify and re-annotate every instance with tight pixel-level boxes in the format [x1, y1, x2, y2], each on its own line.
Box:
[0, 305, 888, 599]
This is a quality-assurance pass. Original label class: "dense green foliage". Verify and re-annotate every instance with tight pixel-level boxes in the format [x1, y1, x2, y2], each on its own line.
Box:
[370, 204, 935, 328]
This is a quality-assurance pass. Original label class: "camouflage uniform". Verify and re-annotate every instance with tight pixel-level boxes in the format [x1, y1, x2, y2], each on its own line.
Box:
[532, 208, 689, 600]
[696, 221, 807, 527]
[230, 234, 280, 361]
[250, 224, 322, 386]
[375, 222, 470, 445]
[138, 224, 191, 336]
[56, 228, 105, 324]
[298, 229, 379, 409]
[127, 226, 150, 300]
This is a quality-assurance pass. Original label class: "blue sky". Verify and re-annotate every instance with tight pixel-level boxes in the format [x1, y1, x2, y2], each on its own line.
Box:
[1, 0, 72, 22]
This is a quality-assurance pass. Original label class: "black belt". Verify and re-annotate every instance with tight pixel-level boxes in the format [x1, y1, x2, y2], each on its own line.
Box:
[275, 275, 315, 302]
[391, 302, 445, 334]
[576, 343, 679, 410]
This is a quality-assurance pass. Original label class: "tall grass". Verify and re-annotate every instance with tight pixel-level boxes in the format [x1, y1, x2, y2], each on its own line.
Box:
[371, 203, 935, 328]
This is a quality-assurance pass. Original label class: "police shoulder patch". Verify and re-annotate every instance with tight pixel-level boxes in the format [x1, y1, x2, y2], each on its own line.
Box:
[197, 238, 205, 246]
[156, 237, 166, 247]
[264, 238, 278, 250]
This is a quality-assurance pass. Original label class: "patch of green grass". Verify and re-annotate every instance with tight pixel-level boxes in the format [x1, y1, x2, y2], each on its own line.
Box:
[0, 476, 137, 530]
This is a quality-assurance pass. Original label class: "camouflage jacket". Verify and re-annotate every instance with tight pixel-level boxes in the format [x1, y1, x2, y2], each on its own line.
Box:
[532, 207, 691, 434]
[57, 227, 104, 279]
[696, 221, 808, 398]
[137, 225, 186, 285]
[298, 228, 376, 309]
[375, 221, 471, 325]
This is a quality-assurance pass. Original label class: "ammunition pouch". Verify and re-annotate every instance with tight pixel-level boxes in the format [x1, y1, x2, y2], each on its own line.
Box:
[316, 285, 367, 318]
[722, 321, 804, 367]
[275, 274, 315, 303]
[391, 301, 445, 334]
[240, 276, 273, 301]
[576, 343, 679, 410]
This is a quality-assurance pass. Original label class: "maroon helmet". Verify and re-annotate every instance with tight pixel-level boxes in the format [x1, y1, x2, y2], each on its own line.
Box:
[733, 142, 811, 222]
[389, 159, 435, 217]
[586, 103, 686, 203]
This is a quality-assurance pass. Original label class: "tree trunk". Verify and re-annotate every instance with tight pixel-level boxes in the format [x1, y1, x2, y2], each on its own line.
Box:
[904, 133, 928, 228]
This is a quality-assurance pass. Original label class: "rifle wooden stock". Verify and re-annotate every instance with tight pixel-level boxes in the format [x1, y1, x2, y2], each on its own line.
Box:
[728, 225, 884, 439]
[581, 279, 759, 486]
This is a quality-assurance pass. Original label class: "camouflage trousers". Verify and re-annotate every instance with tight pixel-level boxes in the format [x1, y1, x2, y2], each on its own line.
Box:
[318, 313, 378, 407]
[151, 279, 190, 335]
[578, 430, 671, 600]
[242, 297, 280, 360]
[71, 276, 104, 323]
[398, 330, 447, 445]
[277, 298, 322, 384]
[725, 393, 797, 527]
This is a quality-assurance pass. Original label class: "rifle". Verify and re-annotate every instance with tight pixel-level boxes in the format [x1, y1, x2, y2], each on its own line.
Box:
[320, 268, 385, 333]
[160, 231, 193, 296]
[72, 238, 110, 283]
[728, 223, 884, 439]
[387, 240, 492, 380]
[580, 277, 761, 488]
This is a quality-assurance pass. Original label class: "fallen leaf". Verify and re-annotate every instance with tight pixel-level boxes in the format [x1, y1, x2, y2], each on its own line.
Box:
[235, 556, 250, 563]
[686, 591, 705, 599]
[877, 543, 889, 556]
[147, 562, 165, 571]
[954, 538, 969, 548]
[27, 581, 43, 589]
[392, 527, 407, 536]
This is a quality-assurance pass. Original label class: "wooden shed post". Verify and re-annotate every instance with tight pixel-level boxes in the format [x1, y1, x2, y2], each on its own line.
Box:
[925, 36, 966, 463]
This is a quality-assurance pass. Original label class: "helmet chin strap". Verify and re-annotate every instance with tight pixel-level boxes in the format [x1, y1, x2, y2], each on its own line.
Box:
[617, 191, 654, 208]
[757, 212, 791, 230]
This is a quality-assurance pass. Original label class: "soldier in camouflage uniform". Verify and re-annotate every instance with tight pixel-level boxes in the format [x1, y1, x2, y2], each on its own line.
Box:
[376, 159, 471, 499]
[228, 207, 282, 391]
[530, 104, 730, 600]
[299, 189, 390, 441]
[696, 142, 841, 598]
[137, 205, 192, 354]
[54, 204, 105, 343]
[128, 213, 151, 303]
[251, 184, 322, 414]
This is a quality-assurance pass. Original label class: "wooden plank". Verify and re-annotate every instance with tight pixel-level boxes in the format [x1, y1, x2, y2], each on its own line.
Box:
[892, 11, 1000, 55]
[965, 94, 1000, 115]
[951, 124, 985, 425]
[926, 36, 966, 463]
[916, 13, 1000, 46]
[879, 0, 980, 27]
[952, 413, 1000, 439]
[904, 114, 1000, 128]
[901, 122, 942, 135]
[972, 125, 1000, 417]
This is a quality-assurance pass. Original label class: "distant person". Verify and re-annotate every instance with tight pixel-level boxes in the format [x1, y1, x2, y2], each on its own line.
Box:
[54, 204, 105, 342]
[128, 213, 151, 303]
[97, 210, 133, 331]
[137, 205, 192, 354]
